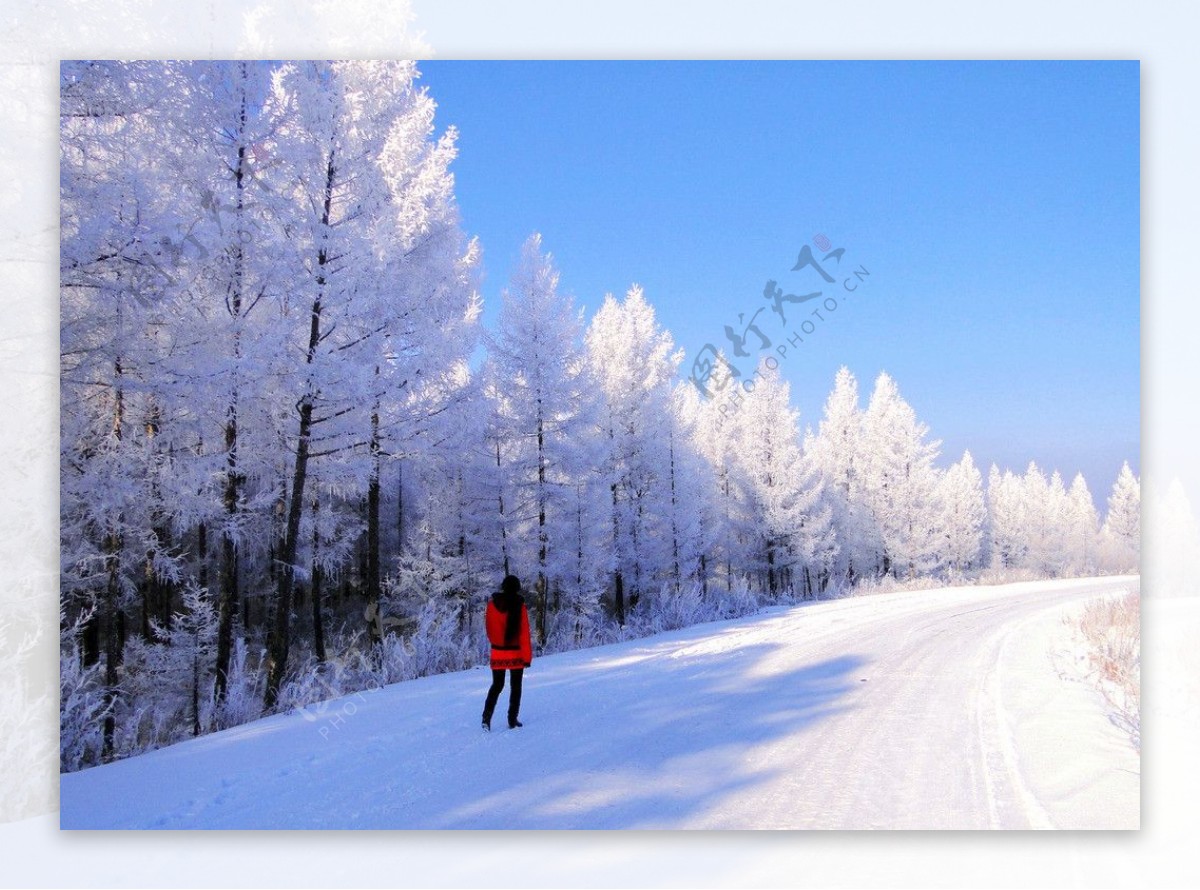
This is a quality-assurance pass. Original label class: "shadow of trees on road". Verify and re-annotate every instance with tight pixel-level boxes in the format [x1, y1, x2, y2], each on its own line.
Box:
[431, 640, 867, 829]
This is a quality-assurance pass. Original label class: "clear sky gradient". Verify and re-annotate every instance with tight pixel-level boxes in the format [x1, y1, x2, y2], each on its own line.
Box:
[419, 61, 1140, 501]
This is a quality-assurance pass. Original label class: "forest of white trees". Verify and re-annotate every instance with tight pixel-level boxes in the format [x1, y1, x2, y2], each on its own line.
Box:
[59, 60, 1141, 770]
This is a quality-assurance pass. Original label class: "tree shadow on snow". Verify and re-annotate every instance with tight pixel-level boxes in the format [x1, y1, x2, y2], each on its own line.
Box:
[426, 637, 869, 829]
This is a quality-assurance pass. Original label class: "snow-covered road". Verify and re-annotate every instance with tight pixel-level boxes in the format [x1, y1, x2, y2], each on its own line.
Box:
[60, 576, 1139, 829]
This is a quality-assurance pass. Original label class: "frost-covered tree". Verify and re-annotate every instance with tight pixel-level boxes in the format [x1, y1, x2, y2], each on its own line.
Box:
[585, 286, 682, 623]
[387, 368, 499, 644]
[985, 462, 1101, 578]
[259, 61, 479, 706]
[688, 357, 755, 595]
[666, 383, 721, 594]
[1020, 465, 1069, 577]
[486, 234, 601, 642]
[1100, 461, 1141, 572]
[806, 367, 872, 584]
[938, 450, 985, 575]
[729, 360, 835, 597]
[360, 62, 481, 638]
[59, 609, 110, 773]
[858, 373, 944, 579]
[167, 60, 286, 704]
[60, 60, 208, 756]
[986, 464, 1025, 570]
[1064, 473, 1100, 575]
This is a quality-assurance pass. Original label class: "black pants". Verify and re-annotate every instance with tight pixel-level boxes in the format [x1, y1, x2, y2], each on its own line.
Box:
[482, 668, 523, 726]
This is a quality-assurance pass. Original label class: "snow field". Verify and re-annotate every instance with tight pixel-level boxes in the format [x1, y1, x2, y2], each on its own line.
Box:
[61, 575, 1138, 830]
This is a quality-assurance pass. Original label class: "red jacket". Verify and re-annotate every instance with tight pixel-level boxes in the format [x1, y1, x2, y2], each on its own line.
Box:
[486, 593, 532, 670]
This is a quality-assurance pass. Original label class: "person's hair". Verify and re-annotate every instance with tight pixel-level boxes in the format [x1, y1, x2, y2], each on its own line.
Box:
[499, 575, 522, 645]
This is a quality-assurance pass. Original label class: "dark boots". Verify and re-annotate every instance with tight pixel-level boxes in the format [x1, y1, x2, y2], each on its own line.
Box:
[482, 668, 524, 729]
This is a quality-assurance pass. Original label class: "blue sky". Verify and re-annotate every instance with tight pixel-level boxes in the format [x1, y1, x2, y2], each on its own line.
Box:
[419, 61, 1140, 500]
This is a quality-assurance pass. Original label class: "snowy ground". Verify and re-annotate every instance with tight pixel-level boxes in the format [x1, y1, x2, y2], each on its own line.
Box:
[60, 576, 1139, 830]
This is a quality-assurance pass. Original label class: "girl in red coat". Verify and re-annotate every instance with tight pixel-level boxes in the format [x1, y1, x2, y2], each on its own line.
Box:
[482, 574, 532, 731]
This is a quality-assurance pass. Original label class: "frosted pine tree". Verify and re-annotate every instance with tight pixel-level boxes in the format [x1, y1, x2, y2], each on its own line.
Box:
[1025, 467, 1071, 577]
[986, 464, 1026, 570]
[585, 286, 682, 624]
[1100, 461, 1141, 572]
[486, 234, 600, 642]
[938, 450, 986, 575]
[668, 382, 722, 593]
[260, 61, 480, 706]
[686, 353, 755, 595]
[731, 360, 835, 597]
[1065, 473, 1100, 574]
[60, 60, 207, 756]
[177, 60, 286, 704]
[806, 367, 873, 584]
[858, 373, 944, 579]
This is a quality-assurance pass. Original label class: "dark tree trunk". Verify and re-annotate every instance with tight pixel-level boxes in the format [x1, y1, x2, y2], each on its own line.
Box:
[81, 610, 100, 666]
[191, 648, 201, 737]
[214, 517, 238, 701]
[668, 429, 681, 591]
[140, 402, 174, 642]
[535, 406, 547, 645]
[265, 400, 311, 709]
[265, 146, 335, 709]
[614, 570, 625, 627]
[102, 359, 124, 760]
[611, 480, 624, 626]
[312, 499, 326, 663]
[631, 498, 642, 609]
[723, 470, 733, 593]
[366, 393, 381, 645]
[197, 520, 208, 593]
[495, 441, 509, 576]
[102, 533, 121, 760]
[215, 67, 248, 704]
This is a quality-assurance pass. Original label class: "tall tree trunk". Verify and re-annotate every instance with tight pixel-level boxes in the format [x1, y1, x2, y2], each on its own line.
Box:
[191, 648, 202, 737]
[265, 147, 335, 709]
[140, 402, 172, 642]
[396, 458, 406, 555]
[311, 498, 326, 663]
[102, 553, 121, 760]
[265, 396, 312, 708]
[668, 428, 681, 591]
[214, 441, 239, 702]
[215, 64, 248, 704]
[102, 358, 124, 760]
[611, 481, 624, 626]
[723, 470, 733, 593]
[631, 497, 642, 609]
[197, 519, 208, 593]
[366, 388, 381, 645]
[535, 404, 547, 645]
[81, 610, 100, 667]
[496, 440, 510, 576]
